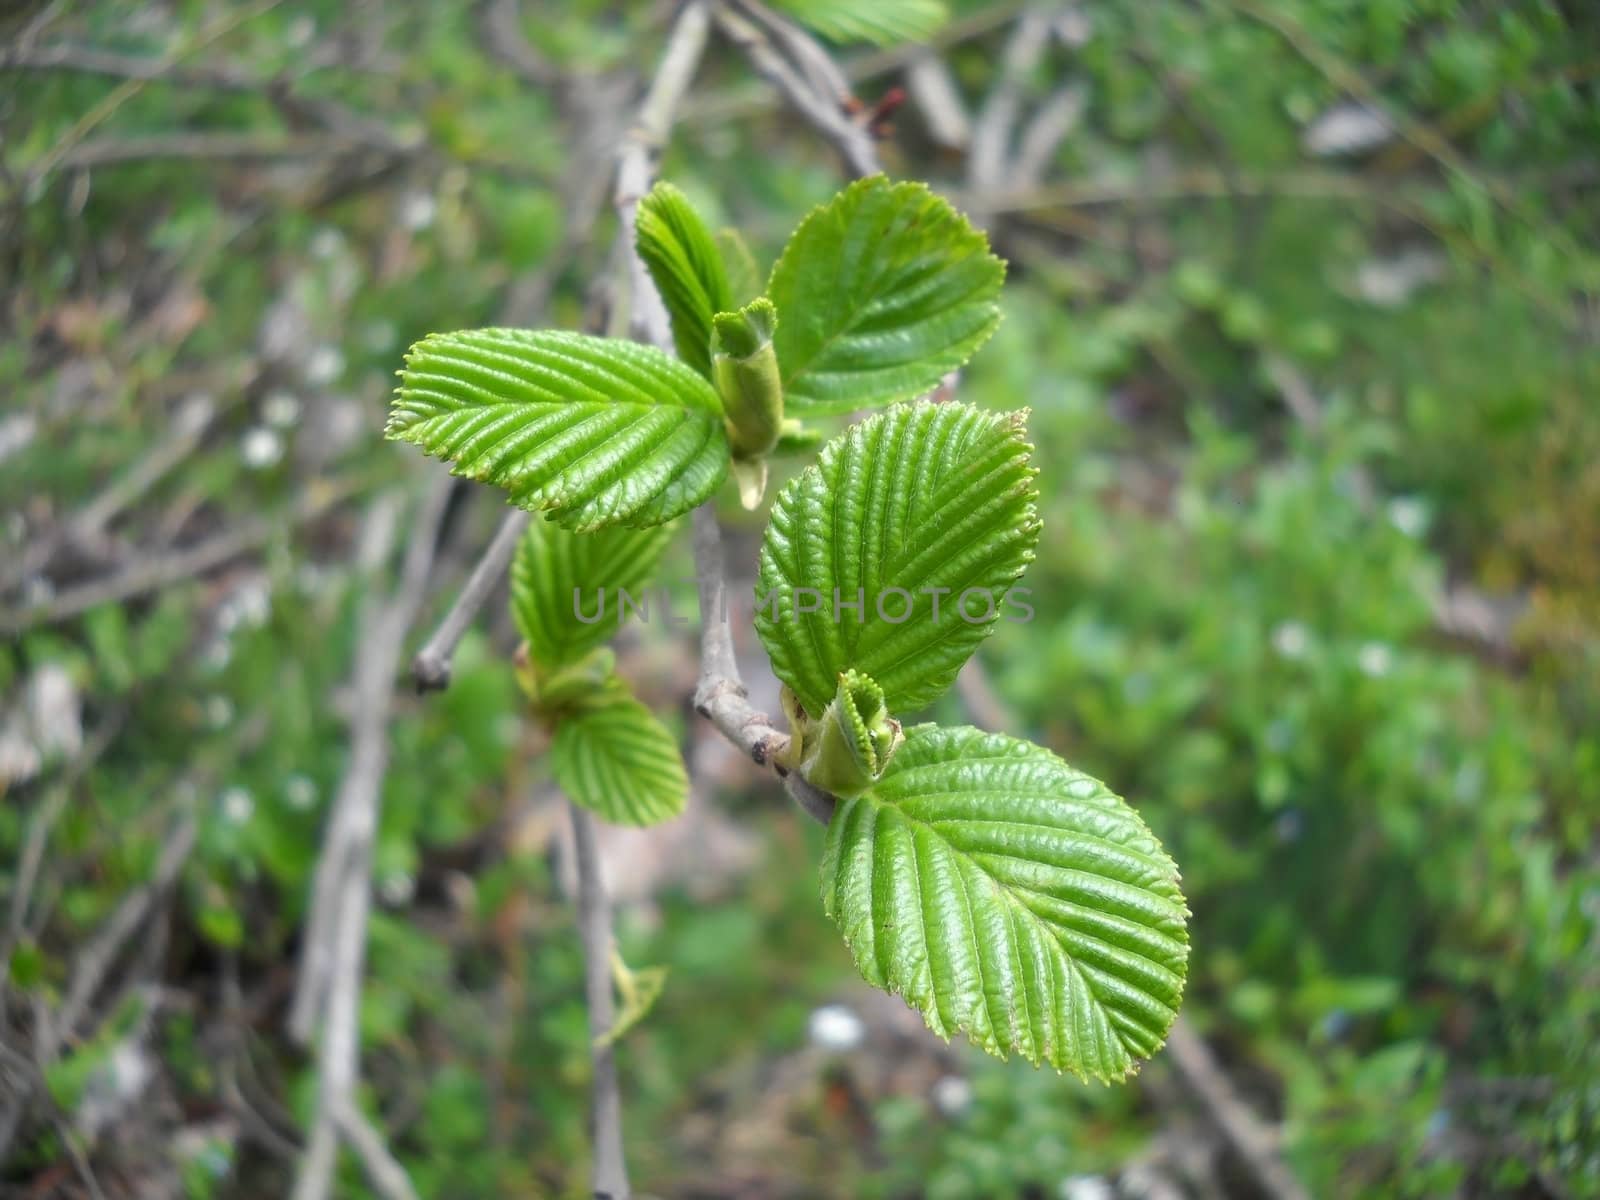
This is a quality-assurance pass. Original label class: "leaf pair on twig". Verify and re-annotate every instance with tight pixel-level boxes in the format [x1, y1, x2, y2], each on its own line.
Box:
[388, 175, 1005, 526]
[388, 175, 1188, 1082]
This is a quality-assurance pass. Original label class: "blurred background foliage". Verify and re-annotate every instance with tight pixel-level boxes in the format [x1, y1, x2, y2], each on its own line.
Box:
[1, 0, 1597, 1197]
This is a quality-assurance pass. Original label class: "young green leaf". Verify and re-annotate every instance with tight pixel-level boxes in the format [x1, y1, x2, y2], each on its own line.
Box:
[768, 176, 1004, 415]
[511, 516, 676, 672]
[551, 695, 688, 827]
[389, 329, 728, 531]
[755, 401, 1039, 715]
[635, 183, 736, 378]
[821, 725, 1189, 1081]
[768, 0, 948, 46]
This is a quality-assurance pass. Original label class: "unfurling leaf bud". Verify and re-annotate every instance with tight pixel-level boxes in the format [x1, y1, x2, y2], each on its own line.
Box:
[787, 669, 903, 798]
[711, 298, 784, 501]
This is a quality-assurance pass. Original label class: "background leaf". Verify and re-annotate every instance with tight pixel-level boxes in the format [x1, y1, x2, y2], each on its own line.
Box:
[822, 724, 1189, 1080]
[511, 516, 676, 671]
[389, 329, 728, 530]
[755, 401, 1039, 715]
[636, 183, 736, 378]
[551, 696, 688, 827]
[768, 176, 1004, 415]
[767, 0, 948, 46]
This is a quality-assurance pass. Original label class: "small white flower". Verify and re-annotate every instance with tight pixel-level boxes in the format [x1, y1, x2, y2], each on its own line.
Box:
[201, 637, 233, 672]
[1271, 621, 1310, 660]
[379, 874, 416, 906]
[304, 345, 345, 386]
[219, 786, 254, 825]
[262, 389, 301, 428]
[1357, 642, 1393, 678]
[285, 774, 318, 811]
[1060, 1175, 1115, 1200]
[1387, 496, 1428, 538]
[398, 190, 437, 232]
[286, 15, 316, 48]
[930, 1074, 973, 1118]
[239, 426, 283, 470]
[1302, 103, 1393, 157]
[807, 1003, 865, 1052]
[203, 694, 234, 730]
[309, 228, 344, 260]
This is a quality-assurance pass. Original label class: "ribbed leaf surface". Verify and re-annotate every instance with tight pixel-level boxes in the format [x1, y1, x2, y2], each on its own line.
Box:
[511, 516, 675, 671]
[769, 0, 948, 46]
[551, 696, 688, 827]
[822, 725, 1189, 1080]
[768, 177, 1004, 414]
[389, 329, 728, 531]
[635, 183, 735, 378]
[755, 402, 1039, 715]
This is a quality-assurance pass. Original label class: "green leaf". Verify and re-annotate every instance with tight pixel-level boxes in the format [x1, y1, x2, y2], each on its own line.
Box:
[821, 725, 1189, 1080]
[597, 949, 669, 1048]
[769, 0, 948, 45]
[511, 516, 675, 672]
[551, 696, 688, 827]
[389, 329, 729, 531]
[755, 401, 1039, 715]
[768, 176, 1004, 415]
[635, 183, 736, 378]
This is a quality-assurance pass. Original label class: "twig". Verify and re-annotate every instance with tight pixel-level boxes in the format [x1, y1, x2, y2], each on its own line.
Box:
[1, 394, 218, 594]
[0, 475, 365, 636]
[568, 802, 628, 1200]
[27, 0, 287, 182]
[475, 0, 560, 88]
[409, 508, 530, 692]
[0, 807, 198, 1159]
[335, 1102, 421, 1200]
[1162, 1022, 1312, 1200]
[905, 52, 971, 150]
[968, 6, 1054, 195]
[54, 131, 408, 169]
[1012, 82, 1087, 186]
[714, 4, 881, 179]
[289, 475, 452, 1200]
[615, 0, 713, 347]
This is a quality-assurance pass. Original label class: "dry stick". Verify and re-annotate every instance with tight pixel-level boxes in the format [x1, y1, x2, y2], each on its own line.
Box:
[905, 52, 973, 151]
[0, 808, 199, 1159]
[968, 6, 1054, 196]
[0, 475, 366, 636]
[568, 803, 628, 1200]
[289, 475, 453, 1200]
[0, 394, 217, 594]
[409, 508, 531, 692]
[335, 1102, 422, 1200]
[713, 4, 881, 179]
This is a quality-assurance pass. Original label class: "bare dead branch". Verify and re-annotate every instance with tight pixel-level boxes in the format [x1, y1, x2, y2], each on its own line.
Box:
[289, 474, 452, 1200]
[54, 131, 410, 170]
[968, 6, 1054, 195]
[1012, 82, 1087, 186]
[0, 807, 198, 1159]
[569, 802, 629, 1199]
[335, 1102, 421, 1200]
[410, 508, 530, 692]
[905, 52, 971, 151]
[0, 475, 365, 637]
[714, 4, 881, 179]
